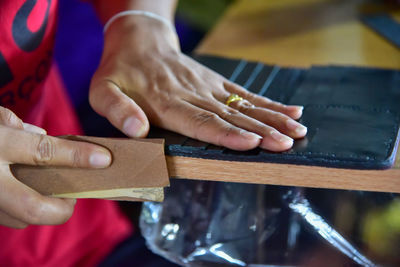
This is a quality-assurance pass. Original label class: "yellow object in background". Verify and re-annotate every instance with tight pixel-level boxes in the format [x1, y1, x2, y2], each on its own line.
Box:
[363, 199, 400, 258]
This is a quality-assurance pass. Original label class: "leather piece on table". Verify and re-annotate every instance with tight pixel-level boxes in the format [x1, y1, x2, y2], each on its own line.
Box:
[148, 55, 400, 170]
[10, 136, 170, 196]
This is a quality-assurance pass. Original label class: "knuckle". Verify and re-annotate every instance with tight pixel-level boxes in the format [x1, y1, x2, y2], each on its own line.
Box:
[182, 68, 198, 84]
[155, 70, 172, 87]
[244, 91, 257, 102]
[178, 76, 196, 93]
[190, 112, 219, 130]
[219, 108, 239, 120]
[71, 148, 82, 167]
[236, 101, 254, 114]
[0, 107, 21, 127]
[33, 135, 55, 165]
[157, 92, 174, 114]
[107, 96, 124, 113]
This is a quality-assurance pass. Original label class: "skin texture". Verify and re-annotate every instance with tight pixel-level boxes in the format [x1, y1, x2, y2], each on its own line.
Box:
[90, 15, 307, 152]
[0, 107, 111, 228]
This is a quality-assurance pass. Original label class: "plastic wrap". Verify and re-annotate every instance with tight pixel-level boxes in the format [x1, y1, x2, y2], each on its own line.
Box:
[140, 180, 400, 266]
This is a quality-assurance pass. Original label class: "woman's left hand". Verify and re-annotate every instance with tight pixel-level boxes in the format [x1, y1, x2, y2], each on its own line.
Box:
[89, 15, 307, 152]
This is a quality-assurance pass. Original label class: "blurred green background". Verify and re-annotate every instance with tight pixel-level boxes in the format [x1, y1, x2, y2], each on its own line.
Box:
[177, 0, 233, 31]
[176, 0, 233, 52]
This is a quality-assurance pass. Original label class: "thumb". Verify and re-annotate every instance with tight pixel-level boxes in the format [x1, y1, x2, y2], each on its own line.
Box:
[89, 80, 149, 138]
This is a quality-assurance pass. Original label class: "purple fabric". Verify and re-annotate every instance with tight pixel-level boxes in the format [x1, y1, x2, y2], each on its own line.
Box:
[54, 0, 103, 108]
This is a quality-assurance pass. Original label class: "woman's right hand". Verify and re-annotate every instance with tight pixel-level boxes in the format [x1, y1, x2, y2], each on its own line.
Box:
[0, 107, 112, 229]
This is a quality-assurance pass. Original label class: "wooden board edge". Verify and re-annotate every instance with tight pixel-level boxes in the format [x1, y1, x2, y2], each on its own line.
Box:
[167, 156, 400, 193]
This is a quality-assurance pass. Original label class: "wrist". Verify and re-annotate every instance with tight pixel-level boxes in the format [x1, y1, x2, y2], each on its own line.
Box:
[103, 13, 180, 56]
[104, 10, 175, 35]
[93, 0, 177, 24]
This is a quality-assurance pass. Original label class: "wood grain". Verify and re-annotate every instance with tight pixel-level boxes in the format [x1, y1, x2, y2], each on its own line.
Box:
[167, 150, 400, 193]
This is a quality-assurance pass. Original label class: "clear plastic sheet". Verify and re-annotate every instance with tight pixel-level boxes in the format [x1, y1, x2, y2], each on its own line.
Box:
[140, 180, 400, 266]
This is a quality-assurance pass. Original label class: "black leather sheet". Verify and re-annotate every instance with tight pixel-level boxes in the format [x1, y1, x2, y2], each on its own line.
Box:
[148, 55, 400, 169]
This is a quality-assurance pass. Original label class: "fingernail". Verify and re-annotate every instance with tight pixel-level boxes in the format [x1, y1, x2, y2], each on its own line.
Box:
[286, 120, 307, 135]
[123, 117, 146, 137]
[23, 123, 47, 134]
[270, 130, 293, 145]
[288, 105, 304, 116]
[240, 130, 263, 140]
[290, 105, 303, 111]
[89, 151, 111, 168]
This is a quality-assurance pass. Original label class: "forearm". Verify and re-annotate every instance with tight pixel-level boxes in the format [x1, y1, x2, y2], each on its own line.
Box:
[91, 0, 178, 24]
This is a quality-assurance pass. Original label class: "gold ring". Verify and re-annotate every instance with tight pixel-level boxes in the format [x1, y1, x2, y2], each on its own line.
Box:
[225, 94, 243, 106]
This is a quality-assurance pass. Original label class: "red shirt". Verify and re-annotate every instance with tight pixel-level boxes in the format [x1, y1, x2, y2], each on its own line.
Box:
[0, 0, 132, 266]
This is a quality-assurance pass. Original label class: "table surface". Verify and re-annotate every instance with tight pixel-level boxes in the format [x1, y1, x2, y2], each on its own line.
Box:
[169, 0, 400, 192]
[197, 0, 400, 69]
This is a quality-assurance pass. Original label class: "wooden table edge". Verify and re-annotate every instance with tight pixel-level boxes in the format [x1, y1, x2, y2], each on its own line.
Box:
[167, 156, 400, 193]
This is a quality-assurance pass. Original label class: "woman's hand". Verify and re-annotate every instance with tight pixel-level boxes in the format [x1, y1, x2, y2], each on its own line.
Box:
[0, 107, 111, 228]
[90, 15, 307, 152]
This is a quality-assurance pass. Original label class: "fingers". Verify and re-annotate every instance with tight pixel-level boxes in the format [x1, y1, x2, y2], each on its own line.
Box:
[0, 107, 47, 134]
[0, 106, 24, 129]
[0, 210, 28, 229]
[88, 52, 306, 152]
[0, 107, 109, 168]
[186, 97, 295, 151]
[228, 100, 307, 139]
[0, 107, 88, 228]
[89, 80, 150, 138]
[0, 166, 75, 226]
[161, 100, 262, 151]
[224, 81, 304, 120]
[0, 126, 111, 168]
